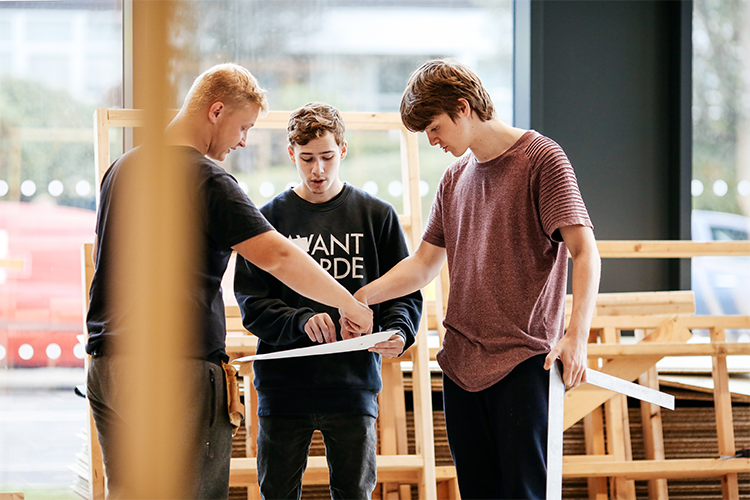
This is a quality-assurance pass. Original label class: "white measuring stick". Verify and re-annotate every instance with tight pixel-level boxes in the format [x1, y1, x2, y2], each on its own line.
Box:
[232, 330, 397, 364]
[546, 363, 675, 499]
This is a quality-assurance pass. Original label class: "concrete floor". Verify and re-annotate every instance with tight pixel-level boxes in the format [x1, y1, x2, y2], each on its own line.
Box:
[0, 368, 86, 490]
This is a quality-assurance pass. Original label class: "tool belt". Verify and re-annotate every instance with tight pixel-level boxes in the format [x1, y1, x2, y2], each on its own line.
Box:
[222, 362, 244, 436]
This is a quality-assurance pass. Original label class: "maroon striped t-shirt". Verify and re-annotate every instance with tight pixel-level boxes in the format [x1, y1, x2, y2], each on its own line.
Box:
[423, 130, 592, 392]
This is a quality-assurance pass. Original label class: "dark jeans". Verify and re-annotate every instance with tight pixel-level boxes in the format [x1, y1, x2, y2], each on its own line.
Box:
[87, 355, 233, 499]
[256, 413, 377, 500]
[442, 353, 550, 500]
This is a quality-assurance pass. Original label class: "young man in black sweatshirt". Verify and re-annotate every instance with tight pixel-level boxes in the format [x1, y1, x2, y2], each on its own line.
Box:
[234, 102, 422, 500]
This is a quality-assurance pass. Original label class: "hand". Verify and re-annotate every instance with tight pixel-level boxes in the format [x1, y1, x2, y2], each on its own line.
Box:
[304, 313, 337, 344]
[339, 298, 372, 339]
[339, 316, 361, 340]
[368, 333, 405, 359]
[544, 329, 588, 388]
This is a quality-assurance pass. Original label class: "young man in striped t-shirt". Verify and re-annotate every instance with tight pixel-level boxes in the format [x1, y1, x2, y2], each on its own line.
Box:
[350, 59, 601, 499]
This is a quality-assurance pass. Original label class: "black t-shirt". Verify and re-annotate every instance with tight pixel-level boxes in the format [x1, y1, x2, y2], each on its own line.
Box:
[86, 145, 273, 361]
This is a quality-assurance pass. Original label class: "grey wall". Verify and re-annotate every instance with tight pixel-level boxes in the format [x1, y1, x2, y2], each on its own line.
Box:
[528, 0, 692, 293]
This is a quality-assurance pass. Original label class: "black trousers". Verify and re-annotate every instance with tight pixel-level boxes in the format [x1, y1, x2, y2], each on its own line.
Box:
[442, 353, 549, 500]
[87, 355, 233, 499]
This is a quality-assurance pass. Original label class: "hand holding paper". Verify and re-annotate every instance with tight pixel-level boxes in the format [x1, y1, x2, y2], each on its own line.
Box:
[368, 332, 405, 359]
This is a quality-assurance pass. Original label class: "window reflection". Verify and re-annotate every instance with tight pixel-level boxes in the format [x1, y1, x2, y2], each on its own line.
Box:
[0, 1, 122, 372]
[171, 0, 514, 220]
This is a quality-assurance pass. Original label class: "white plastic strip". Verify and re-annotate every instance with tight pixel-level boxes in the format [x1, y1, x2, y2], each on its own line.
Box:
[232, 330, 396, 363]
[585, 368, 675, 410]
[546, 361, 566, 500]
[546, 364, 676, 499]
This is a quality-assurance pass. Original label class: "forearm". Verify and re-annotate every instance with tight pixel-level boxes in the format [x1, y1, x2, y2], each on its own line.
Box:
[265, 247, 359, 312]
[377, 292, 422, 351]
[359, 242, 445, 305]
[567, 243, 601, 340]
[234, 231, 360, 313]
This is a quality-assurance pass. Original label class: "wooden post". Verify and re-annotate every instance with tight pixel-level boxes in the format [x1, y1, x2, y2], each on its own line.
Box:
[401, 129, 437, 500]
[584, 329, 608, 500]
[635, 328, 669, 500]
[243, 373, 261, 500]
[601, 327, 636, 500]
[710, 327, 739, 499]
[113, 2, 197, 497]
[81, 244, 105, 500]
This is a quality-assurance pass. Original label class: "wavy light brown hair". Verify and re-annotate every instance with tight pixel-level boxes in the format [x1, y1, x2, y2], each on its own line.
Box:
[183, 63, 268, 116]
[287, 102, 346, 147]
[400, 59, 495, 132]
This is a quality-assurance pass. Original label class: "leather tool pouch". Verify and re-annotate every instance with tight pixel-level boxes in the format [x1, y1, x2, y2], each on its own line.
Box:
[222, 362, 244, 437]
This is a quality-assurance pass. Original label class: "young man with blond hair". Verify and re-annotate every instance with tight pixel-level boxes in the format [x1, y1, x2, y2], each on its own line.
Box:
[86, 66, 372, 499]
[351, 59, 601, 499]
[234, 102, 422, 500]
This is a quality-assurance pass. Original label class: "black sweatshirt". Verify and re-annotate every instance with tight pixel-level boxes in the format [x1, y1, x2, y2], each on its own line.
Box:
[233, 184, 422, 418]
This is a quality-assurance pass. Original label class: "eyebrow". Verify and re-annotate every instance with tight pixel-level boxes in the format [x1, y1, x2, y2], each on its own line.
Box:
[299, 150, 335, 155]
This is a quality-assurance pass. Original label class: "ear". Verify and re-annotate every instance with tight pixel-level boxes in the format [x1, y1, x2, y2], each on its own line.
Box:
[456, 98, 471, 117]
[287, 145, 296, 164]
[340, 140, 348, 160]
[208, 102, 225, 124]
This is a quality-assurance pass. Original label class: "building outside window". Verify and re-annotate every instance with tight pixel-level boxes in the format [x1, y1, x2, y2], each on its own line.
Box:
[691, 0, 750, 335]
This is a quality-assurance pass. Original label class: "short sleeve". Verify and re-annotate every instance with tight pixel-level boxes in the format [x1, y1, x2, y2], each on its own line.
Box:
[205, 172, 273, 250]
[422, 171, 447, 248]
[528, 136, 592, 242]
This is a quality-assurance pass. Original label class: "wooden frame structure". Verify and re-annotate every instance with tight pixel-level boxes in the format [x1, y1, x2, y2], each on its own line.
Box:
[84, 107, 750, 500]
[89, 108, 438, 500]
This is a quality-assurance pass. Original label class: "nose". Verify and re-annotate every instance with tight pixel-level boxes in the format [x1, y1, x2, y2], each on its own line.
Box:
[312, 159, 325, 174]
[238, 131, 247, 148]
[427, 131, 438, 146]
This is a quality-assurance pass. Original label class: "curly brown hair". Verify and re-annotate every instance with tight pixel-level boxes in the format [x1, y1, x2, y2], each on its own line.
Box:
[287, 102, 346, 147]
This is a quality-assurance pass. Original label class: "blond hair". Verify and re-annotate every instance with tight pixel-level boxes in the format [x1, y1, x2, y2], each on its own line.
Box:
[287, 102, 346, 147]
[183, 63, 268, 115]
[400, 59, 495, 132]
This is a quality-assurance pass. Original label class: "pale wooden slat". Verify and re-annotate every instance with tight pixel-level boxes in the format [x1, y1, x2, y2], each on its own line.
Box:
[584, 407, 608, 500]
[101, 109, 407, 130]
[583, 329, 609, 500]
[601, 327, 637, 500]
[637, 324, 668, 499]
[81, 243, 106, 500]
[710, 327, 740, 498]
[565, 317, 692, 431]
[587, 342, 750, 357]
[562, 458, 750, 480]
[230, 455, 427, 485]
[566, 290, 695, 317]
[586, 315, 750, 330]
[93, 108, 111, 208]
[596, 240, 750, 258]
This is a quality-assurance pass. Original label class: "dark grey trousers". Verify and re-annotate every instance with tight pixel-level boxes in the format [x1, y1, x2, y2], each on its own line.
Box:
[87, 355, 233, 499]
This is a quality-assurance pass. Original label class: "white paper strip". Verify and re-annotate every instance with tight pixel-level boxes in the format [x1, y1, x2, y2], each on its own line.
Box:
[232, 330, 397, 364]
[546, 361, 566, 500]
[546, 364, 676, 499]
[585, 368, 675, 410]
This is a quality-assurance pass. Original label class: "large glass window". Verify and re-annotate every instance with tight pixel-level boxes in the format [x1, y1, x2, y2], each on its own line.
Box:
[170, 1, 514, 227]
[0, 1, 122, 495]
[691, 0, 750, 338]
[0, 2, 123, 368]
